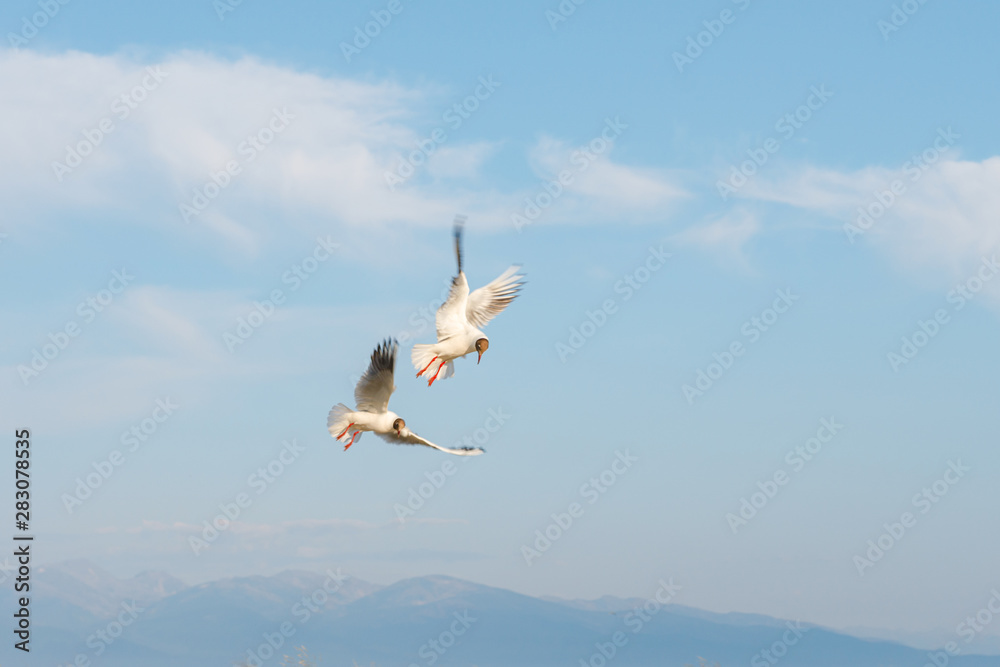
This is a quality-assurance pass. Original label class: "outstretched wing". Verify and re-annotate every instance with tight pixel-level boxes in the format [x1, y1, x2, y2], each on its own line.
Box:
[435, 272, 470, 341]
[354, 339, 397, 414]
[466, 266, 524, 330]
[453, 214, 466, 274]
[434, 217, 472, 342]
[378, 429, 484, 456]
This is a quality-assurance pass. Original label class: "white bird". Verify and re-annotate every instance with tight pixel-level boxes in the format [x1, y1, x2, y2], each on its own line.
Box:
[328, 339, 484, 456]
[411, 216, 524, 386]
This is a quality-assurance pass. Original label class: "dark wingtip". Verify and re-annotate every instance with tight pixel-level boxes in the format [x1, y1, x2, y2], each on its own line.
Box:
[453, 214, 466, 274]
[372, 338, 398, 372]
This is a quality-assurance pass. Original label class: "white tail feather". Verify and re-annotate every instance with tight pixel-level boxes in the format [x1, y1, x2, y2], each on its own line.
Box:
[411, 344, 439, 376]
[327, 403, 354, 439]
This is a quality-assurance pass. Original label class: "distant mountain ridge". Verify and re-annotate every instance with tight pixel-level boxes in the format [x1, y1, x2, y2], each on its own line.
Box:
[1, 560, 997, 667]
[35, 559, 187, 617]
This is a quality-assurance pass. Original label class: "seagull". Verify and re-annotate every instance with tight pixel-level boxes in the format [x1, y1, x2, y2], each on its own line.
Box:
[328, 339, 484, 456]
[411, 216, 524, 386]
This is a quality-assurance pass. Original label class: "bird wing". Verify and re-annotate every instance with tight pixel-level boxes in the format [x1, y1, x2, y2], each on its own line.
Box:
[435, 271, 471, 341]
[453, 214, 466, 275]
[378, 429, 484, 456]
[433, 215, 472, 342]
[465, 266, 524, 330]
[354, 339, 397, 414]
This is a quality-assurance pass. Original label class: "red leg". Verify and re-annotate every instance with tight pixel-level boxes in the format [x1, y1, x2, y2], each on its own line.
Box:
[417, 356, 438, 377]
[336, 422, 355, 440]
[428, 360, 446, 387]
[343, 431, 360, 451]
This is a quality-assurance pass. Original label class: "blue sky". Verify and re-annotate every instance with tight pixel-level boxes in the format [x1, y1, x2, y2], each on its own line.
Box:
[2, 0, 1000, 645]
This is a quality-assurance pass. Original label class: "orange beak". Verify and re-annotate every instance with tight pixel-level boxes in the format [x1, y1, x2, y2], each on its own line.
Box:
[477, 350, 483, 364]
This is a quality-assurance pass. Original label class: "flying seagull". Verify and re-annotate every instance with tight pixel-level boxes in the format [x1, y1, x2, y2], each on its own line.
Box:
[328, 339, 484, 456]
[411, 216, 524, 386]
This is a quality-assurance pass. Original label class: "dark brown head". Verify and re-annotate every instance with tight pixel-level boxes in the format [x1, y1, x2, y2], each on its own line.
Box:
[392, 418, 405, 435]
[475, 337, 489, 364]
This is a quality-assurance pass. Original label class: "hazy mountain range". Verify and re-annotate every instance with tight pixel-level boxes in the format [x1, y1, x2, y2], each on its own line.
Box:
[1, 559, 997, 666]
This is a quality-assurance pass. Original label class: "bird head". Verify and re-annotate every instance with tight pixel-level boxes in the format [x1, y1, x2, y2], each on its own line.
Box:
[475, 337, 489, 364]
[392, 418, 405, 435]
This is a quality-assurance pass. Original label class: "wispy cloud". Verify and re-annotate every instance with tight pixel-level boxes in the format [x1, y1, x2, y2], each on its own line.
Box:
[524, 132, 688, 223]
[672, 209, 760, 269]
[44, 516, 483, 583]
[1, 49, 689, 251]
[741, 155, 1000, 303]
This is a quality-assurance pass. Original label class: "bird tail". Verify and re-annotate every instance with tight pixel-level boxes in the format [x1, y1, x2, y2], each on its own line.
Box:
[327, 403, 354, 440]
[412, 344, 439, 377]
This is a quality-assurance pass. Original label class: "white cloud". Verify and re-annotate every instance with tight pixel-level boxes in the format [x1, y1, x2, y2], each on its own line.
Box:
[743, 155, 1000, 301]
[112, 286, 229, 362]
[426, 141, 499, 180]
[0, 285, 236, 429]
[0, 49, 688, 250]
[0, 47, 693, 434]
[523, 134, 688, 223]
[0, 281, 449, 432]
[672, 209, 759, 268]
